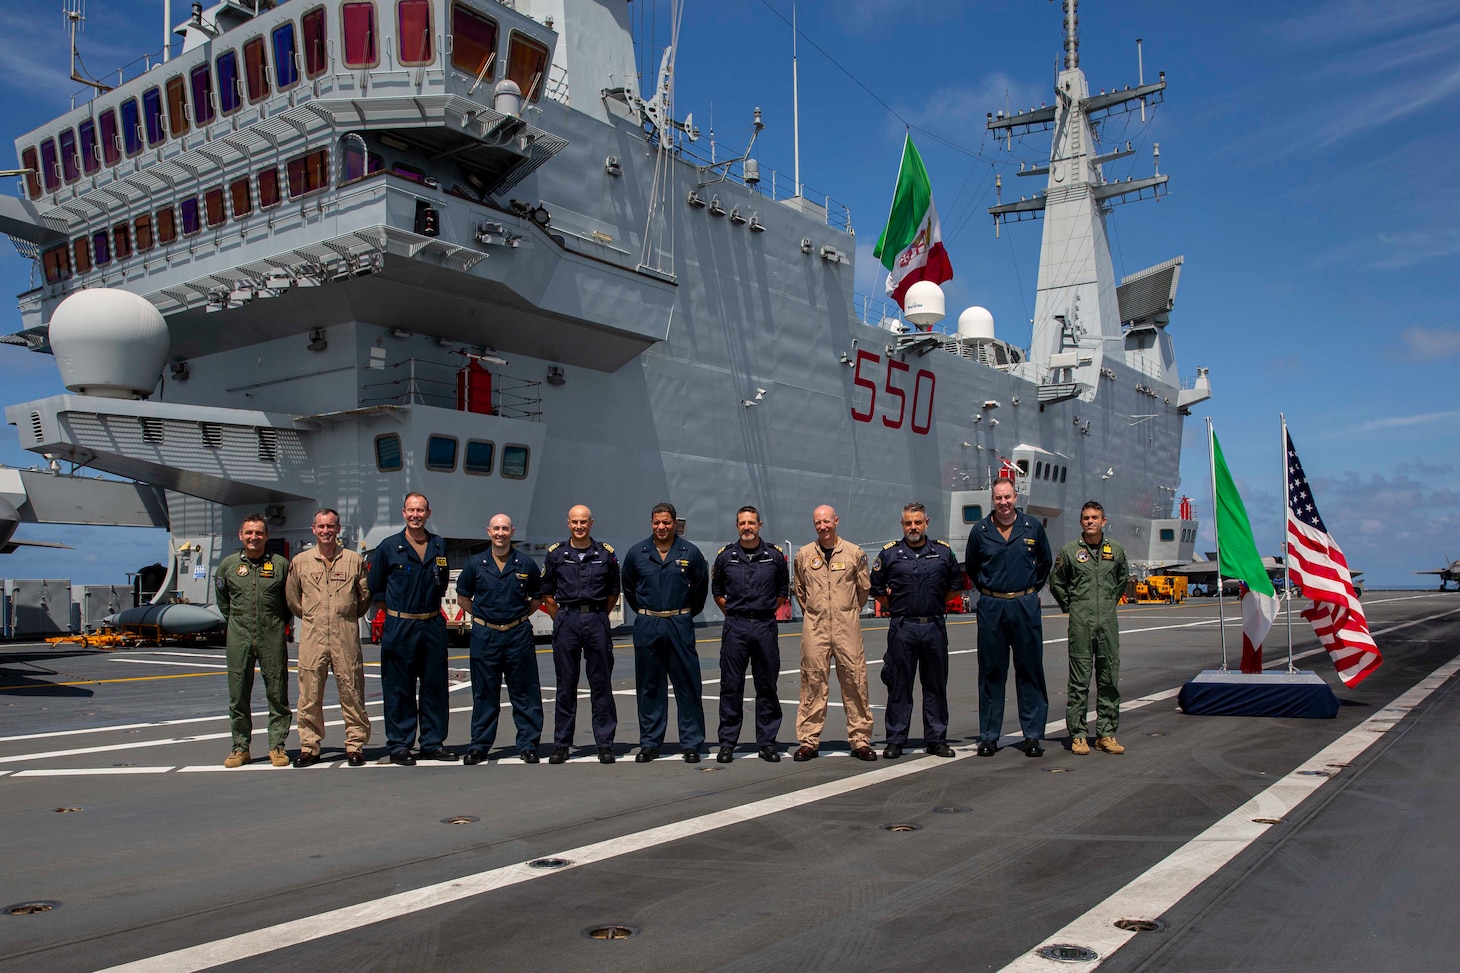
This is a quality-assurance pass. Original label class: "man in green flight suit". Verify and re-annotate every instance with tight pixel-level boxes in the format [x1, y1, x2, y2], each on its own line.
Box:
[216, 513, 293, 768]
[1051, 501, 1129, 756]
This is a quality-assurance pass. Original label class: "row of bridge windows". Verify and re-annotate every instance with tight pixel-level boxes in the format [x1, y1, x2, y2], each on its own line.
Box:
[39, 147, 345, 284]
[20, 1, 549, 200]
[376, 434, 530, 479]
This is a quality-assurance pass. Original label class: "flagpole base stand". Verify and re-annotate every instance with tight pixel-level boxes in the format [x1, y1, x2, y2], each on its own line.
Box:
[1178, 670, 1340, 719]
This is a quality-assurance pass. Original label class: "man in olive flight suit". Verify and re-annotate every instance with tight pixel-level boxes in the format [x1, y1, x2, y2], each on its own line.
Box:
[1050, 500, 1129, 755]
[216, 513, 293, 768]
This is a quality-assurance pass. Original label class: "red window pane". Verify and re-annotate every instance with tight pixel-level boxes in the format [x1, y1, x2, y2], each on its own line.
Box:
[450, 2, 497, 75]
[287, 149, 329, 198]
[21, 147, 41, 199]
[258, 167, 281, 208]
[113, 223, 132, 260]
[190, 64, 215, 126]
[99, 110, 121, 165]
[302, 7, 328, 78]
[157, 206, 177, 244]
[134, 213, 155, 251]
[397, 0, 433, 66]
[243, 37, 270, 102]
[205, 187, 226, 226]
[342, 2, 378, 69]
[59, 129, 80, 183]
[73, 237, 92, 274]
[79, 120, 100, 174]
[506, 33, 548, 101]
[165, 76, 189, 137]
[43, 245, 71, 283]
[230, 177, 253, 218]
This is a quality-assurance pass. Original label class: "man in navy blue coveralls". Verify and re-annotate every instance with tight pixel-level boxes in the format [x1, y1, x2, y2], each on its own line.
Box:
[621, 502, 709, 763]
[712, 506, 789, 763]
[964, 477, 1054, 757]
[456, 513, 544, 765]
[870, 502, 964, 760]
[367, 492, 456, 766]
[540, 504, 621, 765]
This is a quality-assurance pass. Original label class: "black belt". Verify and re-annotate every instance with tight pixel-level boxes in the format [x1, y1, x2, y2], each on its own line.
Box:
[472, 614, 532, 631]
[978, 586, 1037, 599]
[725, 609, 776, 620]
[892, 614, 943, 624]
[563, 603, 608, 613]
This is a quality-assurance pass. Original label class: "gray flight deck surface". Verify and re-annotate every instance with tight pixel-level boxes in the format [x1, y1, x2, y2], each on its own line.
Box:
[2, 593, 1457, 972]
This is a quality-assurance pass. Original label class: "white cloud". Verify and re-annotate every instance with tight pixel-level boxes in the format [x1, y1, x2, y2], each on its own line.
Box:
[1399, 326, 1460, 361]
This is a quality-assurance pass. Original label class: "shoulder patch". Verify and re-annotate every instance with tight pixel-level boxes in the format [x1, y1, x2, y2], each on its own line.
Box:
[883, 541, 897, 550]
[718, 544, 730, 554]
[602, 543, 614, 554]
[547, 542, 561, 552]
[936, 539, 950, 548]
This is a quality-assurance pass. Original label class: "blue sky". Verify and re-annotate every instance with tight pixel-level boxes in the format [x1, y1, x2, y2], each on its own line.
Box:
[1, 0, 1457, 587]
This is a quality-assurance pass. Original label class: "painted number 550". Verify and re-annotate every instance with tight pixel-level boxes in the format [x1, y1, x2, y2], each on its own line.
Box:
[850, 350, 935, 434]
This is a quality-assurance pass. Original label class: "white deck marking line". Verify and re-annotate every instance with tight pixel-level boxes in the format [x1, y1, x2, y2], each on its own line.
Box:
[109, 659, 231, 669]
[996, 655, 1460, 972]
[12, 767, 175, 777]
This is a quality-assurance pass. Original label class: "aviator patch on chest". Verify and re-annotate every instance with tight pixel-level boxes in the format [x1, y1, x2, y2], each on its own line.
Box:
[1076, 549, 1090, 562]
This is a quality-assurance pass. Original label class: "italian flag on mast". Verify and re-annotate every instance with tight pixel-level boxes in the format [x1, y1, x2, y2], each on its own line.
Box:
[874, 135, 953, 310]
[1212, 432, 1280, 672]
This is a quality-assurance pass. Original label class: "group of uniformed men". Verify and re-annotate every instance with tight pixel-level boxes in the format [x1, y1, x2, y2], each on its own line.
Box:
[216, 480, 1129, 768]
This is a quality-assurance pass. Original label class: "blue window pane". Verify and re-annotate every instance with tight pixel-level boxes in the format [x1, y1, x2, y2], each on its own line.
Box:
[143, 87, 166, 146]
[501, 444, 529, 479]
[425, 435, 457, 472]
[962, 504, 983, 523]
[273, 23, 299, 88]
[464, 440, 494, 475]
[92, 231, 111, 266]
[375, 434, 402, 472]
[180, 197, 200, 235]
[217, 51, 241, 113]
[79, 119, 99, 174]
[121, 99, 143, 155]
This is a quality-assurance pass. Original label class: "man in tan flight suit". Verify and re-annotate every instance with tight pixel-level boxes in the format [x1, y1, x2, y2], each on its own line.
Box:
[792, 504, 876, 761]
[286, 508, 373, 767]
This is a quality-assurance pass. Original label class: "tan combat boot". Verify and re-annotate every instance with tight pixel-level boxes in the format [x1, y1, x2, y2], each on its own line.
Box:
[224, 749, 250, 768]
[269, 748, 291, 767]
[1095, 736, 1125, 754]
[1070, 736, 1090, 755]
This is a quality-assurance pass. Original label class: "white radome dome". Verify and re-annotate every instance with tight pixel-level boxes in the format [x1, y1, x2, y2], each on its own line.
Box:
[903, 280, 946, 328]
[48, 289, 170, 399]
[957, 305, 995, 341]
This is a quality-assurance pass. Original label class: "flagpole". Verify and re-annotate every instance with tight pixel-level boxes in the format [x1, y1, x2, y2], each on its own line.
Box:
[1281, 413, 1295, 672]
[1207, 417, 1228, 670]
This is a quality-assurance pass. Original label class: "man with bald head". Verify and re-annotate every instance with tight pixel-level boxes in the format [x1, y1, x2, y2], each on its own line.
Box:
[791, 505, 876, 761]
[456, 514, 544, 764]
[541, 504, 621, 764]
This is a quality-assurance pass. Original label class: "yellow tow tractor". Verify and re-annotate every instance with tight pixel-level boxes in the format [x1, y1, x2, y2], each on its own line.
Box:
[1131, 575, 1187, 604]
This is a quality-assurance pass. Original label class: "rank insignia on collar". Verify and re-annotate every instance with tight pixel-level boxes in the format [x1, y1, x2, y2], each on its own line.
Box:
[436, 556, 448, 566]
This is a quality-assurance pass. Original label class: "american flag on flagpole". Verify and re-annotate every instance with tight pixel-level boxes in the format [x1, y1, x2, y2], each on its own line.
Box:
[1285, 431, 1381, 687]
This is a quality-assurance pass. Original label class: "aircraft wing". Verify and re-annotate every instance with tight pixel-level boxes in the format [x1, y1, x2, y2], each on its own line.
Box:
[0, 538, 74, 555]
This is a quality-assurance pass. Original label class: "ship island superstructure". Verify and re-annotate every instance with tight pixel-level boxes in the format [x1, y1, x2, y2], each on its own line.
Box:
[0, 0, 1209, 612]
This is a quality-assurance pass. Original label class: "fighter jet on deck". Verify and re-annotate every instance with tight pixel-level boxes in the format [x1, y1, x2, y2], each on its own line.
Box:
[1417, 559, 1460, 591]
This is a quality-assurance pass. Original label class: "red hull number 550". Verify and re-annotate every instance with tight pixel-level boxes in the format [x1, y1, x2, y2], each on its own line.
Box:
[850, 350, 935, 434]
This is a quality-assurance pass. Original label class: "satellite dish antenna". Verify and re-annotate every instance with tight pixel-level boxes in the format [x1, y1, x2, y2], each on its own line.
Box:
[903, 281, 946, 330]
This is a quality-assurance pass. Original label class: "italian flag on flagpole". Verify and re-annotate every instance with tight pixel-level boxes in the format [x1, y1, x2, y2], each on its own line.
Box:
[873, 134, 953, 310]
[1212, 432, 1279, 672]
